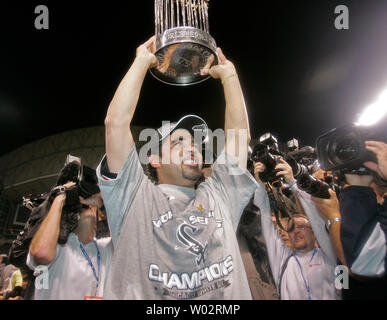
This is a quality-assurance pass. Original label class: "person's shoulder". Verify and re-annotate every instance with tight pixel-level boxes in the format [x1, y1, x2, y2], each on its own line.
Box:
[96, 236, 113, 248]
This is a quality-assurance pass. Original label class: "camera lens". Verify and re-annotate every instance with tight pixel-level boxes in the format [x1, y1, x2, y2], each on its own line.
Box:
[335, 138, 359, 162]
[297, 174, 330, 199]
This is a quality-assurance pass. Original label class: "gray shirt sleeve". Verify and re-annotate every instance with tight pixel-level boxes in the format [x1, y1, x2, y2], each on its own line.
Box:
[204, 151, 258, 230]
[96, 146, 145, 247]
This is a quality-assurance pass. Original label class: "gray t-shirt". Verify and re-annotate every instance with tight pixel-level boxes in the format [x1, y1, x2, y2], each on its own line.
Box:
[97, 146, 257, 300]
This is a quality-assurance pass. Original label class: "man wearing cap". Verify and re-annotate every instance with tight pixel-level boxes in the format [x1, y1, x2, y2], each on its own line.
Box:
[97, 36, 257, 299]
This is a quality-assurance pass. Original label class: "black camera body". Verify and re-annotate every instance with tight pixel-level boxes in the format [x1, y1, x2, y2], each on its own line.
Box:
[250, 133, 319, 187]
[297, 122, 386, 199]
[316, 123, 377, 172]
[251, 142, 283, 184]
[287, 146, 319, 177]
[56, 157, 100, 199]
[54, 156, 100, 244]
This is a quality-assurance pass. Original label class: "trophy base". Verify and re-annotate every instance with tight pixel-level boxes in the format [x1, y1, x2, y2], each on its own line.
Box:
[150, 27, 218, 86]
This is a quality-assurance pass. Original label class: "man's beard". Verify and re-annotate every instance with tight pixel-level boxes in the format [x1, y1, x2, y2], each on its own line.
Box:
[293, 239, 313, 252]
[77, 215, 96, 233]
[294, 242, 307, 250]
[181, 165, 202, 182]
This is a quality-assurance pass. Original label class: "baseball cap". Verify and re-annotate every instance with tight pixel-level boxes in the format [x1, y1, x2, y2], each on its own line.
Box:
[146, 115, 220, 164]
[157, 114, 209, 145]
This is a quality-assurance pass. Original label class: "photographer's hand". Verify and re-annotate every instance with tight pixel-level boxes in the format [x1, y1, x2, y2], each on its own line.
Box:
[311, 189, 347, 265]
[275, 159, 295, 184]
[253, 162, 266, 183]
[364, 140, 387, 180]
[55, 181, 76, 200]
[311, 189, 341, 221]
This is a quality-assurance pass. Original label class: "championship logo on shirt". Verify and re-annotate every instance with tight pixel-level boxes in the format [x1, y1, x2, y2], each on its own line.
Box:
[176, 222, 208, 266]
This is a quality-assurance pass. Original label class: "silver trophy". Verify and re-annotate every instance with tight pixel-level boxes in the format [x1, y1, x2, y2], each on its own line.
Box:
[150, 0, 218, 86]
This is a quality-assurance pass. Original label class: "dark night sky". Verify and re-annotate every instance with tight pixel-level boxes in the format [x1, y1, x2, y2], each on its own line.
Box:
[1, 1, 387, 156]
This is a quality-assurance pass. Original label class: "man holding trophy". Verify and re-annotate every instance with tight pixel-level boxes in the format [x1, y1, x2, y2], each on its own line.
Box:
[97, 0, 258, 299]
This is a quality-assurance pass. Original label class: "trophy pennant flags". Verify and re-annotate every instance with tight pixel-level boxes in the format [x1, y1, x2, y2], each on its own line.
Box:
[150, 0, 218, 86]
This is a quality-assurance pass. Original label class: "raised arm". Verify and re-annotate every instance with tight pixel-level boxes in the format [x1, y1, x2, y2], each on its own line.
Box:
[202, 48, 250, 169]
[104, 36, 158, 174]
[311, 189, 346, 265]
[29, 182, 75, 266]
[253, 162, 292, 287]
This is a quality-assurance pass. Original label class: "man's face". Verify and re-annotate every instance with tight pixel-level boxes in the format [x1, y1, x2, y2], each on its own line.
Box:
[78, 206, 98, 233]
[157, 129, 203, 187]
[288, 217, 316, 253]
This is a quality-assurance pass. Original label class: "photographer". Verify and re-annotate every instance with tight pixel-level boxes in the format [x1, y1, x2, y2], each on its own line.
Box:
[253, 158, 340, 300]
[27, 182, 113, 300]
[313, 140, 387, 278]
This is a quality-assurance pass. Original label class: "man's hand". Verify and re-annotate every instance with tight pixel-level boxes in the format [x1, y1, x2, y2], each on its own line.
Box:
[200, 48, 236, 80]
[135, 36, 158, 68]
[364, 140, 387, 180]
[311, 189, 341, 220]
[253, 162, 266, 183]
[312, 189, 347, 266]
[54, 181, 76, 202]
[275, 159, 295, 184]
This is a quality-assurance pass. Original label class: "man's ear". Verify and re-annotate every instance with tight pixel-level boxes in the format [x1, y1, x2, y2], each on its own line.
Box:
[149, 154, 161, 169]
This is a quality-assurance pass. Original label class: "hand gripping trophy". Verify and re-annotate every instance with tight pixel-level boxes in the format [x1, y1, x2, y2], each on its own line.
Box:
[150, 0, 218, 86]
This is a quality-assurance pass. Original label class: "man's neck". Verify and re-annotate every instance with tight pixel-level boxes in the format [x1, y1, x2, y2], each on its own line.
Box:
[158, 178, 196, 189]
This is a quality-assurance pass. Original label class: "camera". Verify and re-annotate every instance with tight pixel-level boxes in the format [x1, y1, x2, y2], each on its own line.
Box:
[316, 123, 379, 173]
[22, 193, 48, 212]
[56, 155, 100, 199]
[296, 174, 331, 199]
[251, 133, 319, 186]
[286, 146, 319, 178]
[54, 155, 100, 244]
[251, 133, 283, 185]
